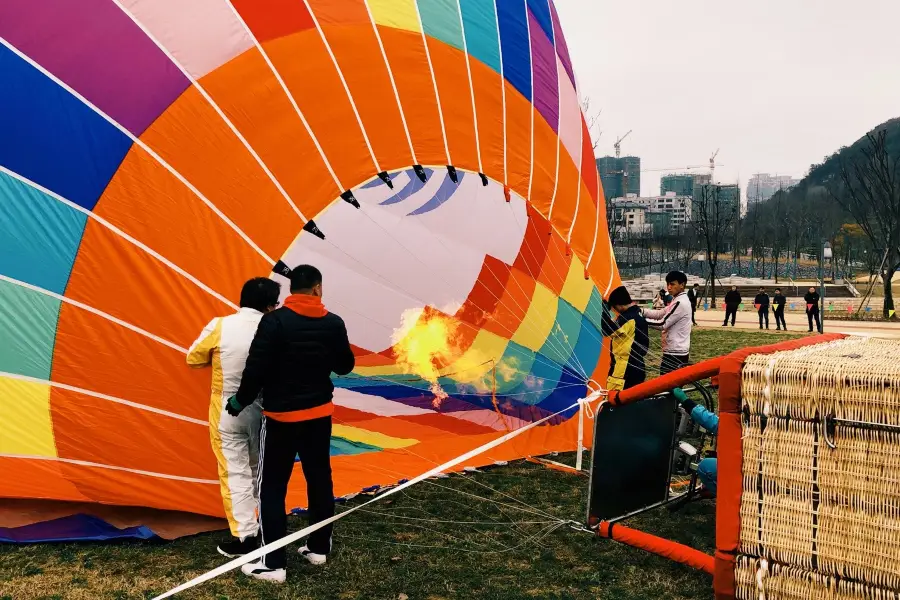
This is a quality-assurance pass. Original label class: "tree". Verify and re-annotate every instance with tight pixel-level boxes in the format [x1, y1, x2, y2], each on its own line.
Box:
[832, 130, 900, 319]
[693, 184, 738, 307]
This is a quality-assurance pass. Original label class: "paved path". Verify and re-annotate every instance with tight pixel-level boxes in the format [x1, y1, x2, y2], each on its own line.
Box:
[693, 310, 900, 339]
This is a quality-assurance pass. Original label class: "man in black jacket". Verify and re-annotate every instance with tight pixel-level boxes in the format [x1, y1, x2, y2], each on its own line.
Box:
[687, 283, 699, 325]
[772, 288, 787, 330]
[804, 286, 821, 332]
[754, 287, 770, 329]
[723, 286, 741, 327]
[228, 265, 355, 583]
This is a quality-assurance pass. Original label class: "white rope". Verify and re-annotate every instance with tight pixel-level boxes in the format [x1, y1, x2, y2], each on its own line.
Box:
[153, 397, 586, 599]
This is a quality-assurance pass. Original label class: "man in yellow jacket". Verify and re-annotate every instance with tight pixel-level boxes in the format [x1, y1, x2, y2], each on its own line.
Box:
[187, 277, 281, 558]
[601, 286, 649, 391]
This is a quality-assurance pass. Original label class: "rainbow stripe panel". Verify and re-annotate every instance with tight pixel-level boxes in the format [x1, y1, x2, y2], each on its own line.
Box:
[0, 0, 620, 523]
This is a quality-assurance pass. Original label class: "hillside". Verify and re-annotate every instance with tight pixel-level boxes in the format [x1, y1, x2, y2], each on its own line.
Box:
[800, 117, 900, 189]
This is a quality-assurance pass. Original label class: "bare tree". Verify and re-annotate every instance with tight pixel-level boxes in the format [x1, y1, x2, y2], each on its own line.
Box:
[693, 184, 738, 307]
[832, 130, 900, 318]
[581, 96, 602, 151]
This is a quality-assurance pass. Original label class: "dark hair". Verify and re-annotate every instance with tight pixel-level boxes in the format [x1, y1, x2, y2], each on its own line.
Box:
[775, 288, 781, 292]
[759, 286, 765, 290]
[289, 264, 323, 293]
[665, 270, 687, 285]
[693, 283, 699, 287]
[240, 277, 281, 312]
[607, 286, 632, 307]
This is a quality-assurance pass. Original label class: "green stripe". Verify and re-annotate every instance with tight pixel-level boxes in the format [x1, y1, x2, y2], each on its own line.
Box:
[0, 279, 61, 379]
[418, 0, 465, 51]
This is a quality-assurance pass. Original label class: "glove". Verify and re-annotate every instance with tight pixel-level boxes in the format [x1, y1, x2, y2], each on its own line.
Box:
[672, 388, 696, 413]
[225, 395, 244, 417]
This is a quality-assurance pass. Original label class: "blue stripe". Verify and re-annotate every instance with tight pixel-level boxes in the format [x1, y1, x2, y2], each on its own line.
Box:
[570, 315, 603, 377]
[0, 46, 132, 211]
[407, 172, 464, 216]
[460, 0, 501, 73]
[496, 0, 532, 101]
[0, 171, 87, 294]
[526, 0, 554, 44]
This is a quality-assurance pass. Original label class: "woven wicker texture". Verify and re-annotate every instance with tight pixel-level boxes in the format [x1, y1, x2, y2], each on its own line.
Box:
[737, 337, 900, 597]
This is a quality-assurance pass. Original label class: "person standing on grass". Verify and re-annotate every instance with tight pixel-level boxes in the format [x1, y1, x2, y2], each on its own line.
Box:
[228, 265, 355, 583]
[754, 287, 770, 330]
[804, 286, 821, 332]
[723, 285, 741, 327]
[601, 286, 649, 391]
[643, 271, 692, 375]
[687, 283, 699, 325]
[186, 277, 281, 558]
[773, 288, 787, 330]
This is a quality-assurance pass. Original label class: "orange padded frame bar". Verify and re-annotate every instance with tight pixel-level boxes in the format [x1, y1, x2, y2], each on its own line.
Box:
[713, 333, 846, 600]
[606, 357, 724, 408]
[597, 521, 715, 575]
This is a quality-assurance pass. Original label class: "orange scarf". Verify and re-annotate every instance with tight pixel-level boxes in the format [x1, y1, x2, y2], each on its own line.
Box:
[283, 294, 328, 317]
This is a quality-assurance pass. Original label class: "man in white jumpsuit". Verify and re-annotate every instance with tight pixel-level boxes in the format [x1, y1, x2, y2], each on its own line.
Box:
[187, 277, 281, 557]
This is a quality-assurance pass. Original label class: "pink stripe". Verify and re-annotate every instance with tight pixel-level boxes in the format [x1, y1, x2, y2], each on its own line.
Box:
[0, 0, 189, 136]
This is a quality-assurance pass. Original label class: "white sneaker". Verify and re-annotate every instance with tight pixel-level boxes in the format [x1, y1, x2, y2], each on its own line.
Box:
[298, 545, 327, 565]
[241, 560, 286, 583]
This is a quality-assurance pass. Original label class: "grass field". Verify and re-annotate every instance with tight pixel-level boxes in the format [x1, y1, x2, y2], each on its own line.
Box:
[0, 328, 803, 600]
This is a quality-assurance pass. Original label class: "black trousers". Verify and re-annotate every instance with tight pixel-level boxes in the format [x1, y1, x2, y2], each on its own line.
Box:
[723, 305, 737, 326]
[691, 304, 697, 324]
[259, 415, 334, 569]
[774, 309, 787, 329]
[660, 353, 689, 376]
[758, 309, 769, 328]
[807, 310, 821, 332]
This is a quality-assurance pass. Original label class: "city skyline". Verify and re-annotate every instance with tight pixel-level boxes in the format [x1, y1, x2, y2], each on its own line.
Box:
[555, 0, 900, 200]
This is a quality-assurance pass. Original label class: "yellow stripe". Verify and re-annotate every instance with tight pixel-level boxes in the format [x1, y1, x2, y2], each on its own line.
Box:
[333, 424, 418, 449]
[0, 376, 56, 457]
[445, 328, 508, 385]
[367, 0, 422, 32]
[511, 283, 558, 352]
[560, 255, 595, 312]
[204, 321, 239, 536]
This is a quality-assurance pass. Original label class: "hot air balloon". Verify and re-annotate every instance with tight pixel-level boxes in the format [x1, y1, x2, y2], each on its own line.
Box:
[0, 0, 619, 540]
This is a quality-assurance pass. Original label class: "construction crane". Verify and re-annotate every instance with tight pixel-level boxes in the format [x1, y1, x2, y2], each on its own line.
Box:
[614, 130, 632, 159]
[641, 163, 724, 173]
[709, 149, 720, 182]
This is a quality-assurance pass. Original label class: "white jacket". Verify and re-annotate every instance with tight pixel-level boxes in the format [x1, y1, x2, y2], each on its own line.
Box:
[643, 292, 692, 356]
[187, 307, 266, 396]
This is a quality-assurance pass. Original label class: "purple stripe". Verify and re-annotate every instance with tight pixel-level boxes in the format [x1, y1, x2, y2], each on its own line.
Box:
[549, 1, 576, 88]
[407, 172, 465, 216]
[529, 11, 559, 133]
[0, 0, 190, 136]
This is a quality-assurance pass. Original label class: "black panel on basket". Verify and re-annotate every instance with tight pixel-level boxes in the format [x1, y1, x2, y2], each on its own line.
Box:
[587, 394, 678, 522]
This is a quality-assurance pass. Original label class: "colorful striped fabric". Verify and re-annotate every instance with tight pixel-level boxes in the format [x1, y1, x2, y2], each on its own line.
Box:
[0, 0, 619, 529]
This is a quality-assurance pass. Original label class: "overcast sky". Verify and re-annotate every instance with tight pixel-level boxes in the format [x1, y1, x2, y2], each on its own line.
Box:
[555, 0, 900, 198]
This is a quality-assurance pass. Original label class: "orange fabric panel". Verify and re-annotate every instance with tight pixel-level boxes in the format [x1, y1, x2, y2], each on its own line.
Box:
[484, 267, 535, 339]
[470, 60, 506, 183]
[319, 23, 415, 171]
[231, 0, 314, 44]
[61, 220, 231, 348]
[580, 119, 599, 207]
[376, 27, 446, 166]
[94, 145, 264, 304]
[513, 206, 550, 278]
[334, 408, 493, 439]
[426, 38, 479, 172]
[263, 33, 374, 193]
[548, 145, 578, 244]
[529, 116, 557, 218]
[538, 229, 569, 295]
[198, 48, 340, 220]
[570, 179, 598, 266]
[504, 82, 532, 197]
[455, 256, 509, 331]
[50, 387, 213, 481]
[52, 302, 210, 421]
[55, 461, 220, 516]
[0, 457, 87, 503]
[139, 86, 301, 260]
[308, 0, 370, 24]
